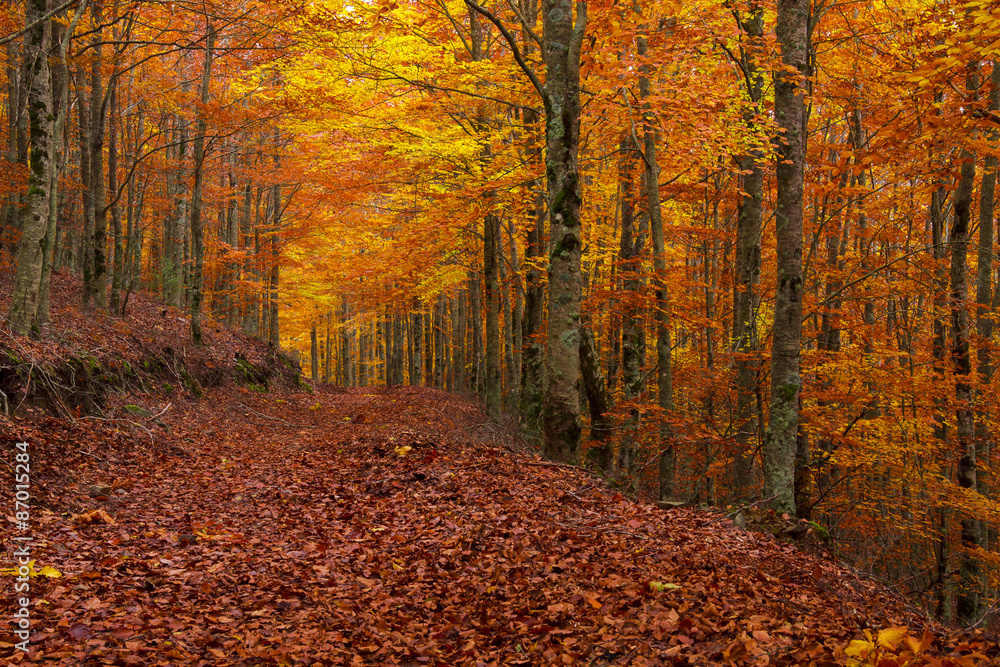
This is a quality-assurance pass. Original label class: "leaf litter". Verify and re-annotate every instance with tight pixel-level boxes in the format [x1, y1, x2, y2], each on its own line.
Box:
[1, 278, 998, 666]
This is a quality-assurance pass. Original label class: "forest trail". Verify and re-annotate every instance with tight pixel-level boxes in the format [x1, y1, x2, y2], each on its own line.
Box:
[6, 381, 998, 666]
[0, 276, 996, 665]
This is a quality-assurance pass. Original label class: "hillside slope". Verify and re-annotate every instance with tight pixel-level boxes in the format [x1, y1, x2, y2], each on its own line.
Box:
[2, 278, 999, 666]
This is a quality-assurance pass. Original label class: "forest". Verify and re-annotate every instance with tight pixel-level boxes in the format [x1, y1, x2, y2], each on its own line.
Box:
[3, 0, 1000, 653]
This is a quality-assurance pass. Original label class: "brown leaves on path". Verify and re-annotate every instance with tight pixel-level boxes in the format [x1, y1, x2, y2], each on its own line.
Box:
[3, 383, 999, 666]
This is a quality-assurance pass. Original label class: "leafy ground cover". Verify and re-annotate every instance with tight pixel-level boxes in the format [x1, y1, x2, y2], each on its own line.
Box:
[2, 277, 1000, 666]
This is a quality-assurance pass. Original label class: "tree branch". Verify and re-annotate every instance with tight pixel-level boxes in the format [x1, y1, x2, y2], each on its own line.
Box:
[0, 0, 82, 47]
[464, 0, 545, 102]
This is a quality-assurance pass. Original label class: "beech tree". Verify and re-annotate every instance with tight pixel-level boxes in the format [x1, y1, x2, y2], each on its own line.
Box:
[763, 0, 808, 515]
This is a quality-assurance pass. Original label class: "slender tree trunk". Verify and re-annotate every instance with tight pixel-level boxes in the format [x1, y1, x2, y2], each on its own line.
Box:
[975, 62, 998, 538]
[764, 0, 808, 515]
[393, 311, 405, 385]
[108, 82, 124, 314]
[325, 312, 333, 383]
[953, 64, 979, 626]
[469, 271, 483, 392]
[189, 22, 215, 345]
[500, 229, 516, 411]
[580, 312, 612, 468]
[636, 27, 675, 499]
[484, 212, 502, 419]
[932, 171, 952, 620]
[618, 133, 646, 476]
[424, 300, 433, 384]
[268, 174, 281, 351]
[435, 296, 446, 388]
[507, 216, 523, 407]
[411, 297, 423, 386]
[89, 0, 108, 310]
[731, 2, 765, 500]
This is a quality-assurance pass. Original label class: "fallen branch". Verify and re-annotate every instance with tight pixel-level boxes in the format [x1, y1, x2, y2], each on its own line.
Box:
[705, 494, 781, 526]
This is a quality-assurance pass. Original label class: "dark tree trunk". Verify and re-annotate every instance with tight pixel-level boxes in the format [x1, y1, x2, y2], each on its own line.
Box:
[953, 65, 979, 626]
[731, 2, 765, 500]
[484, 212, 502, 420]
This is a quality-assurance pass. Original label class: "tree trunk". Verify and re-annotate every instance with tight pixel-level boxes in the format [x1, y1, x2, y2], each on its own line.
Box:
[507, 216, 523, 407]
[268, 178, 281, 351]
[325, 312, 333, 383]
[764, 0, 808, 515]
[500, 227, 516, 411]
[468, 272, 483, 392]
[310, 320, 319, 382]
[975, 62, 998, 540]
[952, 65, 979, 626]
[108, 82, 124, 314]
[484, 212, 502, 419]
[88, 0, 108, 310]
[393, 311, 405, 385]
[189, 22, 215, 345]
[411, 297, 423, 386]
[7, 0, 54, 335]
[36, 8, 76, 328]
[636, 27, 675, 499]
[580, 315, 612, 470]
[618, 133, 646, 476]
[540, 0, 587, 463]
[731, 2, 765, 500]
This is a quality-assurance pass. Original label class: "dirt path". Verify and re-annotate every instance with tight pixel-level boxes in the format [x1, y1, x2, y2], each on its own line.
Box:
[3, 385, 993, 666]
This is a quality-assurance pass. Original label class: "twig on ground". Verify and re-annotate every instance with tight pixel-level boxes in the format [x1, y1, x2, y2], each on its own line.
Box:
[705, 494, 781, 526]
[966, 599, 1000, 631]
[152, 402, 172, 419]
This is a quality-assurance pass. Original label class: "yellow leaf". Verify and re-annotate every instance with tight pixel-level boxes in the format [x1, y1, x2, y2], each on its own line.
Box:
[877, 626, 908, 650]
[845, 639, 875, 659]
[0, 560, 62, 578]
[395, 445, 412, 457]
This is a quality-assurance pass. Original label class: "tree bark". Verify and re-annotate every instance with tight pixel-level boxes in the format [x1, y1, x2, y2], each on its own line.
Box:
[953, 64, 979, 626]
[731, 2, 765, 500]
[189, 22, 214, 345]
[88, 0, 108, 310]
[310, 320, 319, 382]
[108, 81, 124, 314]
[540, 0, 587, 463]
[975, 62, 998, 534]
[635, 24, 675, 499]
[484, 211, 502, 419]
[618, 133, 645, 476]
[764, 0, 808, 515]
[7, 0, 54, 335]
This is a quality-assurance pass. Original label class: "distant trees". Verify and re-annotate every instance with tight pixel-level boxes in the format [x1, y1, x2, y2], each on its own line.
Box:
[6, 0, 1000, 625]
[3, 0, 294, 342]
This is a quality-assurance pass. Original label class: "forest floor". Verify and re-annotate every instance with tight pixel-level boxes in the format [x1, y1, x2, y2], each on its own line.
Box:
[2, 274, 1000, 666]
